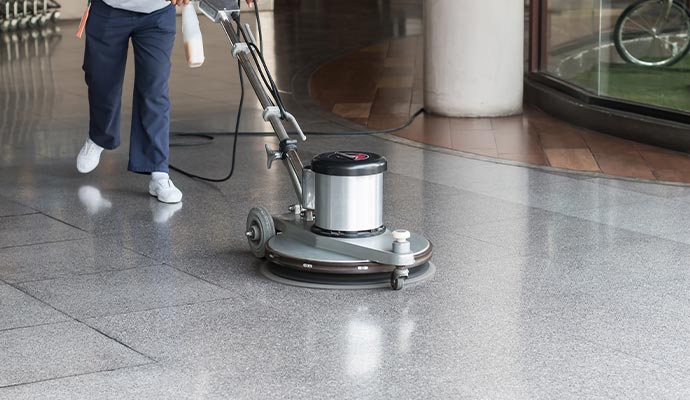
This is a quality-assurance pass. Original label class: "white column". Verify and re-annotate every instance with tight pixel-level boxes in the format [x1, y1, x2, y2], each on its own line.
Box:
[424, 0, 524, 117]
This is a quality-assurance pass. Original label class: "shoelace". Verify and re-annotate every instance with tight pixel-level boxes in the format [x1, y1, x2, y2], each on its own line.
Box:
[155, 179, 173, 190]
[83, 142, 100, 156]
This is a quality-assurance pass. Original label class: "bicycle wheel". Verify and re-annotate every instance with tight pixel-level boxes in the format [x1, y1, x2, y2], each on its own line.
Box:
[615, 0, 690, 67]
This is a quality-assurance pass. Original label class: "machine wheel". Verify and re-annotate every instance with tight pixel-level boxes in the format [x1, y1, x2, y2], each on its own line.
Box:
[50, 11, 60, 22]
[246, 206, 275, 259]
[391, 276, 405, 291]
[0, 20, 9, 32]
[390, 267, 409, 291]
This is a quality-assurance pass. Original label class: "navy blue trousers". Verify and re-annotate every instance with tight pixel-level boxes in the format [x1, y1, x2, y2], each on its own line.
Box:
[83, 0, 176, 174]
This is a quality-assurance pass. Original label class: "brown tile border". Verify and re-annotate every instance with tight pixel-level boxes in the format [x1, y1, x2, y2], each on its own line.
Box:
[309, 37, 690, 185]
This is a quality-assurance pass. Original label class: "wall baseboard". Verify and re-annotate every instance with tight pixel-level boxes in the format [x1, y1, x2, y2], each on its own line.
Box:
[525, 77, 690, 153]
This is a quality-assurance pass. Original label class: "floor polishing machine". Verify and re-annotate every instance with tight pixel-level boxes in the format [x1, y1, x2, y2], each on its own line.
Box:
[196, 0, 434, 290]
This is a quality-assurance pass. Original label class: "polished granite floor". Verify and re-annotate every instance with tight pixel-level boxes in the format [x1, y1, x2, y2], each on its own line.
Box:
[3, 2, 690, 399]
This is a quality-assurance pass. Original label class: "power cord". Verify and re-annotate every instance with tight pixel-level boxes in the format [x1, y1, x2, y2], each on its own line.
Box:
[168, 19, 245, 182]
[169, 3, 425, 182]
[172, 107, 425, 139]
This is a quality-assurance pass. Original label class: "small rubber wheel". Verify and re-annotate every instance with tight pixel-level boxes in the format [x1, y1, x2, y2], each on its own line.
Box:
[50, 11, 60, 22]
[246, 206, 275, 259]
[391, 276, 405, 291]
[0, 21, 9, 32]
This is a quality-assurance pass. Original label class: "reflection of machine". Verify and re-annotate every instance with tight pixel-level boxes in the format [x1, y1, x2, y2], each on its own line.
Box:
[615, 0, 690, 66]
[0, 0, 61, 31]
[196, 0, 434, 290]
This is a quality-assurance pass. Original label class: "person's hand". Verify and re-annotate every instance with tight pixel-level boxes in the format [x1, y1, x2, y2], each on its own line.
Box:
[246, 0, 254, 6]
[169, 0, 190, 6]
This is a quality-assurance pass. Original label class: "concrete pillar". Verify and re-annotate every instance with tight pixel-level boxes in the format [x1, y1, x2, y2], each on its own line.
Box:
[424, 0, 524, 117]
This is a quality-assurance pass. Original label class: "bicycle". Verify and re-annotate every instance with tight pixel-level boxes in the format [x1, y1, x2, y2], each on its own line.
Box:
[614, 0, 690, 66]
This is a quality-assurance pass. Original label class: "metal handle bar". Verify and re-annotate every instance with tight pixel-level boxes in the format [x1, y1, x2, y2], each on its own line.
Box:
[196, 0, 305, 202]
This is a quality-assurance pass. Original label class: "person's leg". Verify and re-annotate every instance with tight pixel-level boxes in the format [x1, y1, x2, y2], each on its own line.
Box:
[82, 0, 131, 151]
[130, 5, 181, 203]
[78, 0, 133, 173]
[128, 4, 176, 175]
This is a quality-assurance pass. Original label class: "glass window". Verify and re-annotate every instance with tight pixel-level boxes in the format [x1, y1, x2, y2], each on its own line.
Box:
[542, 0, 690, 113]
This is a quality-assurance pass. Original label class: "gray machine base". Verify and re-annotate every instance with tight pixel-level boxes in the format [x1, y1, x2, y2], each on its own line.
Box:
[260, 261, 436, 290]
[261, 231, 434, 289]
[269, 213, 433, 271]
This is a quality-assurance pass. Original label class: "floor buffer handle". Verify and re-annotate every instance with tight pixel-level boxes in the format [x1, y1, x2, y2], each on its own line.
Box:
[197, 0, 306, 203]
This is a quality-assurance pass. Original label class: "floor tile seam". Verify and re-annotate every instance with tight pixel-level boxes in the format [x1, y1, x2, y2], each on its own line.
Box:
[437, 250, 610, 297]
[0, 279, 151, 361]
[3, 279, 87, 326]
[450, 231, 529, 257]
[0, 211, 40, 219]
[33, 149, 65, 162]
[375, 133, 690, 188]
[0, 320, 72, 335]
[0, 280, 76, 321]
[455, 206, 677, 252]
[0, 193, 40, 213]
[75, 316, 158, 362]
[162, 261, 243, 292]
[557, 195, 672, 214]
[37, 211, 92, 235]
[8, 264, 155, 286]
[105, 241, 167, 265]
[451, 206, 558, 229]
[0, 237, 92, 251]
[0, 281, 160, 372]
[571, 333, 690, 380]
[0, 361, 157, 390]
[562, 210, 690, 242]
[79, 295, 244, 321]
[585, 179, 690, 199]
[549, 210, 677, 243]
[516, 175, 678, 203]
[384, 170, 568, 204]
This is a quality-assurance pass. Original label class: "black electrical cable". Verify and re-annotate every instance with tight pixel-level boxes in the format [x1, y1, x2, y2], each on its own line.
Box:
[244, 40, 288, 117]
[168, 4, 426, 182]
[172, 107, 425, 139]
[234, 16, 287, 119]
[168, 23, 245, 182]
[254, 1, 264, 54]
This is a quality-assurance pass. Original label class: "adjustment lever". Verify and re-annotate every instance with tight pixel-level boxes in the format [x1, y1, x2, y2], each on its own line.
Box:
[265, 144, 284, 169]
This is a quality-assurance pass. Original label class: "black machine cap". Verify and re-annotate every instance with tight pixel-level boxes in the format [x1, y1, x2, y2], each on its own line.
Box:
[310, 151, 387, 177]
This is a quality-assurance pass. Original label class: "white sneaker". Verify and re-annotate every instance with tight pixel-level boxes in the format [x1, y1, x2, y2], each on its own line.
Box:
[76, 138, 104, 173]
[149, 178, 183, 204]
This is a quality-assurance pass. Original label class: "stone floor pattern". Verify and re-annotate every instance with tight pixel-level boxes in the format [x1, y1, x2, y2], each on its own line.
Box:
[3, 1, 690, 399]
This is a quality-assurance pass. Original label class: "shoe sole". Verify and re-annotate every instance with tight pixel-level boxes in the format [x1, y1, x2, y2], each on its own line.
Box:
[76, 156, 101, 174]
[149, 190, 182, 204]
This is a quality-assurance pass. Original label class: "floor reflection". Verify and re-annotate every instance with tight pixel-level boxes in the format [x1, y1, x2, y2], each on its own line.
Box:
[78, 185, 111, 216]
[150, 199, 183, 224]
